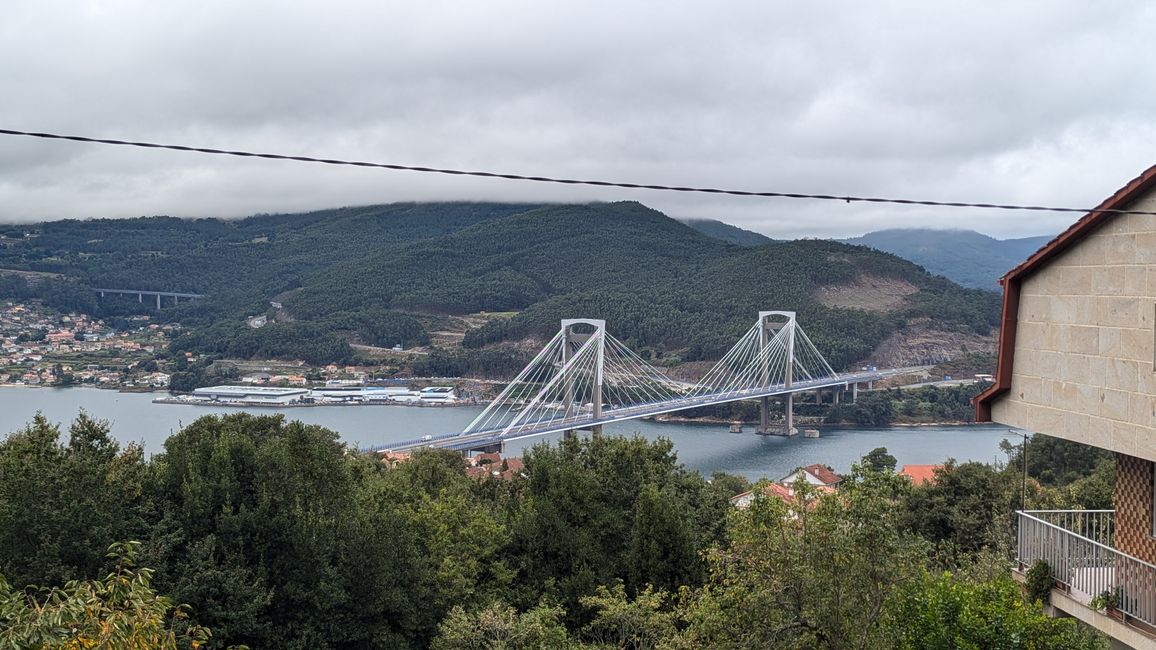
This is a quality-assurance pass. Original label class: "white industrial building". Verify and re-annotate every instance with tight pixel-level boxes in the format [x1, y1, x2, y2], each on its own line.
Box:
[191, 385, 310, 404]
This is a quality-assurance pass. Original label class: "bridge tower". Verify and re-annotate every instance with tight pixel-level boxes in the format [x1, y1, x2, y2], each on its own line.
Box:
[758, 311, 796, 435]
[561, 319, 606, 439]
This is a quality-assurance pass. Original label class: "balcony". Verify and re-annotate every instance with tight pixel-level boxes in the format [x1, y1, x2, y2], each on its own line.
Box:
[1017, 510, 1156, 638]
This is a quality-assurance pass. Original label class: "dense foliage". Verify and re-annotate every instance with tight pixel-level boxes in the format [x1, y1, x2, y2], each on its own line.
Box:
[1, 202, 1000, 369]
[0, 542, 210, 649]
[826, 383, 990, 426]
[0, 413, 1107, 648]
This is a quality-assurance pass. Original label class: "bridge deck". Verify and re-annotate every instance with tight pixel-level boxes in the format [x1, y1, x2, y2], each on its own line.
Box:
[371, 371, 886, 453]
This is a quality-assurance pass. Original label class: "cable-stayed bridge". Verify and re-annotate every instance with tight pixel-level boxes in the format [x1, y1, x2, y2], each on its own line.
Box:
[375, 311, 888, 453]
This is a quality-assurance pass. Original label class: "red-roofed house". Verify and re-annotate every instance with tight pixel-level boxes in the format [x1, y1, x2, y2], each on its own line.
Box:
[470, 452, 502, 467]
[730, 482, 795, 509]
[377, 450, 411, 468]
[974, 163, 1156, 645]
[730, 482, 836, 511]
[465, 466, 490, 479]
[898, 464, 941, 486]
[501, 457, 526, 480]
[780, 464, 842, 488]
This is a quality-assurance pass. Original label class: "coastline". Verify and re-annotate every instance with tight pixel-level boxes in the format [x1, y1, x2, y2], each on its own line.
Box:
[651, 413, 974, 428]
[0, 385, 975, 424]
[151, 396, 475, 409]
[0, 384, 475, 409]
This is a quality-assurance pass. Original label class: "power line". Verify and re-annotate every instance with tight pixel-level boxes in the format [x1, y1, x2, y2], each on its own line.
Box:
[1, 127, 1152, 217]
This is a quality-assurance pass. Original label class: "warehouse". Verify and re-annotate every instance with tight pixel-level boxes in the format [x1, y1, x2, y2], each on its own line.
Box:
[192, 385, 310, 404]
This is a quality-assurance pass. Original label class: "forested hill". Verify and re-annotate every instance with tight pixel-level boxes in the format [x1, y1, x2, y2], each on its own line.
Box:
[841, 228, 1054, 290]
[680, 218, 774, 246]
[0, 202, 1000, 370]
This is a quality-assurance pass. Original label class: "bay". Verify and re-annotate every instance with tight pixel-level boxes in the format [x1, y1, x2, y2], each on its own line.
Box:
[0, 386, 1015, 480]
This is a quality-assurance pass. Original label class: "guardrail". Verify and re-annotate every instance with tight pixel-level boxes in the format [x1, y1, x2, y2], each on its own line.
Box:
[1018, 510, 1156, 628]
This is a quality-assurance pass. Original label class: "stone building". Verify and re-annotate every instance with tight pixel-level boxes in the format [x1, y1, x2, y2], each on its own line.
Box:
[976, 164, 1156, 648]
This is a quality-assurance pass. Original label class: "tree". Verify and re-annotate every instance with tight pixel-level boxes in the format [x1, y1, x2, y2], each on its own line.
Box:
[0, 413, 145, 589]
[884, 571, 1103, 649]
[901, 461, 1014, 553]
[509, 436, 726, 623]
[383, 450, 516, 622]
[627, 484, 700, 593]
[0, 541, 210, 649]
[432, 601, 575, 650]
[680, 468, 927, 649]
[707, 472, 751, 500]
[143, 413, 428, 648]
[862, 447, 897, 473]
[580, 583, 677, 650]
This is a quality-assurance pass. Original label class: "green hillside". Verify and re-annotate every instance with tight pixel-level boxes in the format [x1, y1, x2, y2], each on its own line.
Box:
[0, 202, 1000, 371]
[681, 218, 774, 246]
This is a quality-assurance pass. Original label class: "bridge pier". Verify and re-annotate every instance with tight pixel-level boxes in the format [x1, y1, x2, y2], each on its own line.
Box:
[467, 441, 504, 454]
[561, 318, 605, 442]
[757, 311, 796, 435]
[156, 294, 162, 309]
[564, 424, 602, 440]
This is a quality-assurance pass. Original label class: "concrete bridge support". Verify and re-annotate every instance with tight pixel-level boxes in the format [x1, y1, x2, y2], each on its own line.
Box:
[757, 311, 795, 435]
[467, 441, 504, 454]
[561, 319, 605, 441]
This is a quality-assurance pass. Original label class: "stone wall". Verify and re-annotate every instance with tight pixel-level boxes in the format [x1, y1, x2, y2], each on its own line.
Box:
[991, 190, 1156, 462]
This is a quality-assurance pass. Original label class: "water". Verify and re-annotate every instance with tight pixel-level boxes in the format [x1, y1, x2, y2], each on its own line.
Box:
[0, 386, 1015, 480]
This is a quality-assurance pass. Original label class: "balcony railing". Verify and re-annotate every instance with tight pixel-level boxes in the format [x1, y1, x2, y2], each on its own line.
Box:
[1018, 510, 1156, 629]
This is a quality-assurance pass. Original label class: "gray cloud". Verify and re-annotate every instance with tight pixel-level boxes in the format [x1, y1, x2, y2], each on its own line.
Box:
[2, 0, 1155, 238]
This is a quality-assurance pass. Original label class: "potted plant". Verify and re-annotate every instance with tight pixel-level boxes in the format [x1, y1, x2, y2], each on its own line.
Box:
[1090, 587, 1124, 620]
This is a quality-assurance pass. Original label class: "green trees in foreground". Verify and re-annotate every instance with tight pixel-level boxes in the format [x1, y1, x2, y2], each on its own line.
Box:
[0, 542, 209, 650]
[0, 413, 1108, 648]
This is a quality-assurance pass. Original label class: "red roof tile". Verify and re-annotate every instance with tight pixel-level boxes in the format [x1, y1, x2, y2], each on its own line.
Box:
[472, 452, 502, 466]
[802, 463, 842, 486]
[898, 464, 941, 486]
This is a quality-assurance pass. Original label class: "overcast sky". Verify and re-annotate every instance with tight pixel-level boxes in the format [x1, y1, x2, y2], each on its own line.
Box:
[2, 1, 1154, 238]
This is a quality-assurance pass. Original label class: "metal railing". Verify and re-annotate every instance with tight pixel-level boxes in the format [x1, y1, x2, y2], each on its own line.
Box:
[1018, 510, 1156, 627]
[1027, 510, 1115, 546]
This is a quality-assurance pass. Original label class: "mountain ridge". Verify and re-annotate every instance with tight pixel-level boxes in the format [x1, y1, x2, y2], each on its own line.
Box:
[0, 202, 1000, 371]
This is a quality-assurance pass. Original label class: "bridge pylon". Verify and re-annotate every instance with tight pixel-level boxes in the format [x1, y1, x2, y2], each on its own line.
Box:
[459, 318, 688, 443]
[758, 311, 796, 435]
[561, 319, 606, 439]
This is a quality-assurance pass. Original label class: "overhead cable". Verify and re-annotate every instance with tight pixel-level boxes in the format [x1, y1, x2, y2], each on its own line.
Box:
[1, 127, 1153, 216]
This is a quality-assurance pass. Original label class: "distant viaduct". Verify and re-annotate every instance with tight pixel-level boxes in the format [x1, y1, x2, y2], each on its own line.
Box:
[92, 288, 205, 308]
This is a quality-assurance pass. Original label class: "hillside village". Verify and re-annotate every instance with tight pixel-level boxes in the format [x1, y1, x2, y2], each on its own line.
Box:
[0, 301, 172, 387]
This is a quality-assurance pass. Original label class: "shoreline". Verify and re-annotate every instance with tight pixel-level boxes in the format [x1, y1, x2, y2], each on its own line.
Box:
[151, 396, 475, 409]
[0, 385, 976, 425]
[651, 414, 974, 428]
